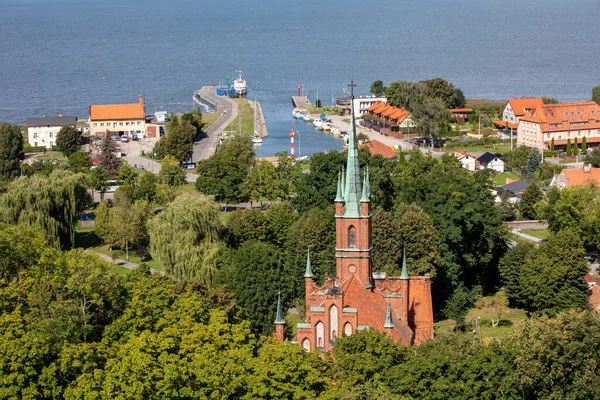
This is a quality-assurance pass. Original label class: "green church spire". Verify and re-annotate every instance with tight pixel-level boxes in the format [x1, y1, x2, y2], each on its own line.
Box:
[304, 248, 314, 278]
[384, 300, 394, 328]
[400, 248, 409, 280]
[360, 166, 371, 203]
[274, 291, 285, 325]
[334, 169, 344, 202]
[343, 81, 362, 217]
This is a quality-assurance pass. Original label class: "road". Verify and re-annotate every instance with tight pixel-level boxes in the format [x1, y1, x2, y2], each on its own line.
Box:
[192, 86, 239, 161]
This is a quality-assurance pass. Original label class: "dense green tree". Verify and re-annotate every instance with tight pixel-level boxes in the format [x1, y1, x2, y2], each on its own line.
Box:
[244, 160, 281, 204]
[98, 132, 121, 178]
[218, 240, 290, 335]
[88, 166, 109, 200]
[148, 193, 224, 286]
[0, 223, 47, 283]
[154, 115, 196, 162]
[226, 208, 272, 247]
[519, 183, 543, 219]
[95, 196, 148, 251]
[499, 231, 589, 314]
[542, 96, 559, 104]
[266, 202, 298, 247]
[385, 80, 418, 109]
[0, 123, 24, 181]
[421, 77, 465, 108]
[582, 136, 587, 153]
[196, 134, 254, 204]
[55, 125, 81, 156]
[536, 186, 596, 237]
[574, 136, 579, 154]
[117, 163, 137, 185]
[158, 155, 185, 186]
[274, 151, 301, 202]
[411, 96, 449, 140]
[550, 137, 555, 152]
[503, 145, 531, 172]
[134, 171, 157, 202]
[369, 80, 386, 97]
[68, 150, 92, 173]
[526, 148, 540, 173]
[585, 147, 600, 167]
[0, 170, 90, 248]
[592, 84, 600, 105]
[566, 137, 572, 156]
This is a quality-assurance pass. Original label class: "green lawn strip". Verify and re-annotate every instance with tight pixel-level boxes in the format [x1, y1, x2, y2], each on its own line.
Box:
[113, 265, 132, 275]
[520, 228, 550, 240]
[492, 172, 520, 186]
[91, 244, 163, 271]
[444, 145, 512, 154]
[508, 233, 534, 246]
[202, 112, 221, 129]
[224, 98, 255, 135]
[559, 159, 576, 164]
[37, 152, 65, 161]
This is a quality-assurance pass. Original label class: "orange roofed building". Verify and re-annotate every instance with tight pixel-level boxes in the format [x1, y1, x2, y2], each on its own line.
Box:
[275, 97, 434, 351]
[550, 166, 600, 189]
[494, 97, 544, 130]
[89, 95, 146, 137]
[517, 101, 600, 151]
[359, 139, 397, 159]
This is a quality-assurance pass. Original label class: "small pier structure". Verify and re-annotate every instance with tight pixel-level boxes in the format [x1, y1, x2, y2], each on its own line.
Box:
[291, 95, 310, 112]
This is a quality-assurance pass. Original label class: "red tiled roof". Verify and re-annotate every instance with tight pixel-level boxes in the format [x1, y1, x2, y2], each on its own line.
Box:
[560, 168, 600, 187]
[366, 102, 385, 112]
[585, 273, 598, 284]
[449, 108, 473, 113]
[520, 101, 600, 133]
[90, 100, 145, 121]
[589, 284, 600, 310]
[507, 98, 544, 116]
[493, 119, 518, 130]
[359, 140, 396, 159]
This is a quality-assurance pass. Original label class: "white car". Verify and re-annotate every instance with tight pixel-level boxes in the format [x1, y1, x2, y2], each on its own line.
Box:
[121, 136, 129, 143]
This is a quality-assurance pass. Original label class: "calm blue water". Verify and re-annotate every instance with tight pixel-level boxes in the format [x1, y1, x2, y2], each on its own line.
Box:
[1, 0, 600, 156]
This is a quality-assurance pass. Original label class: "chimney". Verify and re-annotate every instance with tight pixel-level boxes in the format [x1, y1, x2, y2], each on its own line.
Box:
[138, 95, 143, 104]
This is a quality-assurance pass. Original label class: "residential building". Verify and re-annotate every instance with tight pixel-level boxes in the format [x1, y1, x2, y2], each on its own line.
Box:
[277, 99, 434, 351]
[335, 96, 387, 117]
[586, 274, 600, 310]
[455, 151, 478, 171]
[361, 102, 416, 138]
[550, 166, 600, 188]
[477, 152, 505, 173]
[493, 97, 544, 130]
[517, 101, 600, 151]
[155, 111, 168, 123]
[26, 114, 77, 149]
[493, 180, 529, 204]
[449, 108, 473, 124]
[89, 95, 146, 137]
[359, 139, 396, 159]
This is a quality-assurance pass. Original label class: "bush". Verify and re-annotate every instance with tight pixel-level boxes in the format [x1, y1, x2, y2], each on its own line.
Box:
[23, 144, 47, 153]
[543, 151, 557, 157]
[135, 246, 152, 261]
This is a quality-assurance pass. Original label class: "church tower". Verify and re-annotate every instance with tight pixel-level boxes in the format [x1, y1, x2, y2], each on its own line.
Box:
[334, 82, 373, 286]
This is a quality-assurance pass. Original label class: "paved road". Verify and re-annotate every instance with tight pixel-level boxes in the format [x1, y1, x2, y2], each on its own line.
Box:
[511, 228, 544, 243]
[85, 250, 162, 275]
[193, 86, 239, 162]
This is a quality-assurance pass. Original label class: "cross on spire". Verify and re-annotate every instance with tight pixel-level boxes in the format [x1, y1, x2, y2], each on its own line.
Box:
[347, 81, 357, 99]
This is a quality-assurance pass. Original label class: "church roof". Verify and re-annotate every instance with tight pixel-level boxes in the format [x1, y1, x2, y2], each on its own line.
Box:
[343, 98, 363, 217]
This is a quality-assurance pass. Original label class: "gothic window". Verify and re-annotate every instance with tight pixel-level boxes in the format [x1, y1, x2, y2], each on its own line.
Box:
[348, 226, 356, 248]
[316, 322, 324, 349]
[302, 339, 311, 351]
[344, 322, 353, 336]
[330, 306, 338, 339]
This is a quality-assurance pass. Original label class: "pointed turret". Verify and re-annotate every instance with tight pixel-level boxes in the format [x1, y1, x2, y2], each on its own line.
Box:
[360, 166, 371, 203]
[400, 248, 409, 280]
[275, 291, 285, 325]
[343, 95, 362, 217]
[384, 300, 394, 329]
[304, 248, 314, 278]
[334, 169, 344, 202]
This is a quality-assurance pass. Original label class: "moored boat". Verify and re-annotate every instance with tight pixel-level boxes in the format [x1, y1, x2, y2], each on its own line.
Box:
[292, 109, 304, 120]
[233, 71, 247, 96]
[252, 133, 263, 144]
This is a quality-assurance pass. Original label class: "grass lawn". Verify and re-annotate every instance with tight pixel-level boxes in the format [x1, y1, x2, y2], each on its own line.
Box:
[113, 265, 132, 275]
[37, 152, 65, 161]
[91, 244, 163, 271]
[225, 98, 255, 135]
[444, 144, 512, 154]
[559, 159, 576, 164]
[508, 233, 534, 247]
[202, 112, 221, 129]
[492, 171, 520, 185]
[520, 228, 550, 240]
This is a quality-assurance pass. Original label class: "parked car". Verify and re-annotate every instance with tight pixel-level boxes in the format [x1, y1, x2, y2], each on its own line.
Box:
[121, 136, 129, 143]
[180, 162, 197, 170]
[111, 135, 120, 141]
[132, 134, 138, 141]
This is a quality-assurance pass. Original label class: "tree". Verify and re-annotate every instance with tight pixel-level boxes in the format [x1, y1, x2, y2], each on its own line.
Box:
[0, 223, 47, 282]
[411, 96, 449, 140]
[243, 160, 280, 204]
[117, 163, 137, 185]
[55, 125, 81, 156]
[0, 170, 90, 248]
[582, 136, 587, 153]
[585, 147, 600, 167]
[574, 136, 579, 154]
[503, 145, 531, 172]
[519, 183, 543, 219]
[98, 132, 121, 178]
[95, 197, 149, 251]
[542, 96, 559, 104]
[385, 80, 418, 109]
[370, 80, 386, 97]
[134, 171, 157, 202]
[68, 150, 92, 173]
[526, 148, 540, 173]
[0, 123, 24, 181]
[550, 137, 555, 152]
[566, 137, 572, 156]
[94, 199, 111, 241]
[148, 193, 224, 286]
[158, 155, 185, 186]
[592, 84, 600, 105]
[274, 151, 301, 202]
[420, 77, 465, 108]
[88, 166, 109, 200]
[153, 115, 195, 162]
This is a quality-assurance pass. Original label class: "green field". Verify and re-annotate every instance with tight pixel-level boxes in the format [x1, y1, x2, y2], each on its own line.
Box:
[493, 171, 521, 185]
[520, 228, 550, 240]
[224, 98, 255, 135]
[444, 144, 512, 154]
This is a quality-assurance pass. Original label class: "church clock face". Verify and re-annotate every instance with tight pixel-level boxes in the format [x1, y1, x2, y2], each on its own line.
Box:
[348, 264, 357, 274]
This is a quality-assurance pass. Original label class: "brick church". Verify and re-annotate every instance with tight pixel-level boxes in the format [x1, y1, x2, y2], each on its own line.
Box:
[274, 93, 434, 351]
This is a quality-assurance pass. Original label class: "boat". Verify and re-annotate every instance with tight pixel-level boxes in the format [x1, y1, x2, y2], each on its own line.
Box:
[303, 114, 313, 122]
[313, 119, 323, 129]
[322, 123, 331, 132]
[331, 127, 341, 136]
[292, 109, 304, 120]
[233, 71, 247, 96]
[252, 133, 263, 144]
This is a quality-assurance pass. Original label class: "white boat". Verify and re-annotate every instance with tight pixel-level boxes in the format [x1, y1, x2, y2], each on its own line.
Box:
[331, 127, 341, 136]
[303, 114, 313, 122]
[322, 123, 332, 132]
[252, 133, 263, 144]
[233, 71, 247, 96]
[313, 119, 323, 128]
[292, 109, 304, 120]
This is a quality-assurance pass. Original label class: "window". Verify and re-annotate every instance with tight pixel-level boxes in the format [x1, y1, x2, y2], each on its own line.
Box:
[93, 123, 97, 127]
[113, 122, 117, 127]
[34, 142, 38, 147]
[330, 306, 338, 340]
[100, 123, 104, 127]
[33, 132, 38, 138]
[49, 141, 53, 147]
[302, 339, 311, 351]
[126, 122, 130, 126]
[344, 322, 353, 336]
[49, 132, 53, 138]
[316, 322, 324, 349]
[348, 226, 356, 248]
[137, 121, 141, 125]
[119, 122, 123, 126]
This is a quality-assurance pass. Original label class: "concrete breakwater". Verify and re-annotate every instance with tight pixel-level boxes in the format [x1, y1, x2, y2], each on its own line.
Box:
[248, 99, 268, 138]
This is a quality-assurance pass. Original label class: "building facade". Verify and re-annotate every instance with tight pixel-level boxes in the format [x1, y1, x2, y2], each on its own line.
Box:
[26, 115, 77, 149]
[280, 99, 434, 351]
[89, 95, 146, 137]
[335, 96, 387, 117]
[517, 101, 600, 151]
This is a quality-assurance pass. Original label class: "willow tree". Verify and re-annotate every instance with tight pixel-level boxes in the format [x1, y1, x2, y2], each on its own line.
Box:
[0, 170, 90, 248]
[148, 193, 223, 286]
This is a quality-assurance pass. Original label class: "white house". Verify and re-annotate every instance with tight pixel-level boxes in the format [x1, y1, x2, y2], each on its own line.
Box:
[455, 151, 477, 171]
[26, 115, 77, 149]
[494, 97, 543, 130]
[354, 96, 387, 117]
[477, 152, 505, 173]
[155, 111, 168, 123]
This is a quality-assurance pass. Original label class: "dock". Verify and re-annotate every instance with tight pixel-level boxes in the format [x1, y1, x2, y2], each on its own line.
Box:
[292, 95, 310, 112]
[248, 99, 269, 137]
